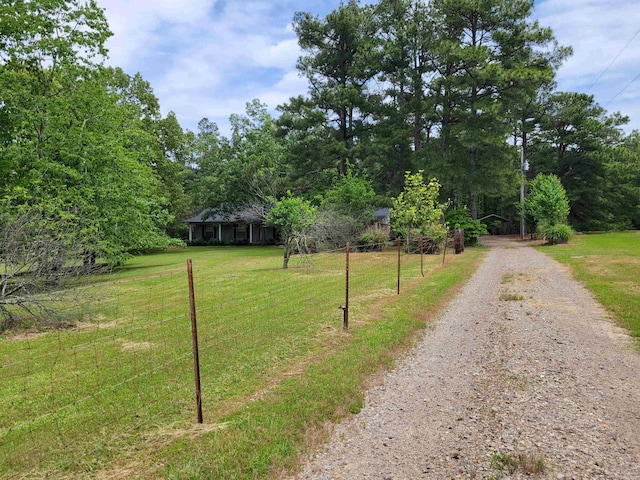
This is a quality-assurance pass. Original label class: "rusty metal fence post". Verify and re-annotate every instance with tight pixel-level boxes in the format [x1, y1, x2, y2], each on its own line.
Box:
[187, 259, 203, 424]
[397, 237, 401, 295]
[420, 235, 425, 277]
[342, 242, 350, 330]
[442, 231, 448, 266]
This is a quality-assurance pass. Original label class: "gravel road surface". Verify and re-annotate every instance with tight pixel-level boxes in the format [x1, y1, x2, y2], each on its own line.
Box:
[293, 237, 640, 480]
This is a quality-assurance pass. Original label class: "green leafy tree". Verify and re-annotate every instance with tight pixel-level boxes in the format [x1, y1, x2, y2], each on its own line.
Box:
[429, 0, 561, 219]
[194, 100, 287, 217]
[287, 1, 378, 177]
[151, 111, 196, 237]
[390, 171, 446, 250]
[104, 67, 194, 238]
[0, 0, 170, 266]
[606, 133, 640, 229]
[265, 193, 316, 269]
[528, 92, 629, 230]
[523, 174, 570, 243]
[320, 167, 375, 216]
[365, 0, 438, 193]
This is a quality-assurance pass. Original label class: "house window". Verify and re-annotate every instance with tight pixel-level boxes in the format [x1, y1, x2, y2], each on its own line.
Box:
[234, 224, 247, 240]
[204, 225, 217, 240]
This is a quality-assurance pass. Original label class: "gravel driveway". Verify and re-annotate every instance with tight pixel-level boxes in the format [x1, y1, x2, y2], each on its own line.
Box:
[293, 236, 640, 479]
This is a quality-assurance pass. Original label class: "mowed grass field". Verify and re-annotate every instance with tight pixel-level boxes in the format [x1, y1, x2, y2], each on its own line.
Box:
[1, 245, 483, 479]
[539, 231, 640, 340]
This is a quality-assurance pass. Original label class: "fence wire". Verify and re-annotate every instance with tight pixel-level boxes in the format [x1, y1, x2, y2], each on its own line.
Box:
[0, 241, 445, 478]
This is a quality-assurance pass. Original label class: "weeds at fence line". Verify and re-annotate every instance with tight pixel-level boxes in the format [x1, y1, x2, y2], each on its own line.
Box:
[0, 242, 467, 478]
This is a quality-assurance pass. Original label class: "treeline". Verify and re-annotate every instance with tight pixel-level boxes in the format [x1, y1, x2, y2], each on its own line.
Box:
[2, 0, 639, 267]
[0, 0, 194, 265]
[192, 0, 640, 232]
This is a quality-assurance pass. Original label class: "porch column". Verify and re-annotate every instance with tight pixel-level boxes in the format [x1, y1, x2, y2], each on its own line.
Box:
[249, 224, 253, 244]
[188, 225, 193, 242]
[218, 224, 222, 241]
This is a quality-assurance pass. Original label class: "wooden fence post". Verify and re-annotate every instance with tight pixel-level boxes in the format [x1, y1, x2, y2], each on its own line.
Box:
[454, 228, 465, 254]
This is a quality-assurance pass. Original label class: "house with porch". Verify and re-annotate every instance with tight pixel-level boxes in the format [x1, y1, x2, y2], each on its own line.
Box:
[185, 208, 276, 245]
[185, 206, 391, 246]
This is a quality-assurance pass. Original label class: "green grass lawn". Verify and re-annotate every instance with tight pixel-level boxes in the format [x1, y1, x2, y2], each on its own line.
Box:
[539, 231, 640, 340]
[1, 245, 483, 479]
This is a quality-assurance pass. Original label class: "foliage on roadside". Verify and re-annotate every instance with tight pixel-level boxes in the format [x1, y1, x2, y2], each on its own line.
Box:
[391, 171, 446, 252]
[357, 226, 389, 251]
[445, 207, 488, 246]
[523, 174, 572, 244]
[540, 224, 573, 245]
[265, 192, 317, 268]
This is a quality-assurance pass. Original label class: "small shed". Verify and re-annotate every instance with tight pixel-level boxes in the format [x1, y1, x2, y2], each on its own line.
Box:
[372, 207, 391, 234]
[478, 214, 513, 235]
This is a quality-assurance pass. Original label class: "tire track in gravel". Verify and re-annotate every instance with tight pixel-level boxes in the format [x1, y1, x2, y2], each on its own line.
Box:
[292, 236, 640, 480]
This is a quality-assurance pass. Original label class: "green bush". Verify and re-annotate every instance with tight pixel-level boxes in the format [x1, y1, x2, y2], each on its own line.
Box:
[167, 237, 187, 248]
[524, 174, 570, 230]
[187, 239, 207, 246]
[445, 207, 488, 246]
[357, 226, 388, 251]
[397, 227, 446, 254]
[541, 224, 572, 245]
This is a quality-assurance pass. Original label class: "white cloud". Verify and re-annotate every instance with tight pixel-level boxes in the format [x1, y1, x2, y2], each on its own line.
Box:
[256, 70, 308, 108]
[98, 0, 640, 134]
[250, 38, 301, 70]
[534, 0, 640, 130]
[100, 0, 214, 68]
[98, 0, 311, 133]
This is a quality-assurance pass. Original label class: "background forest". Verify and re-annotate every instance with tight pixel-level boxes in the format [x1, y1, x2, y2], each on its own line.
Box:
[2, 0, 639, 266]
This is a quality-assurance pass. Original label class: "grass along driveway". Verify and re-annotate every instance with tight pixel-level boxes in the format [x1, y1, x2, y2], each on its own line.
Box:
[538, 231, 640, 341]
[1, 245, 483, 479]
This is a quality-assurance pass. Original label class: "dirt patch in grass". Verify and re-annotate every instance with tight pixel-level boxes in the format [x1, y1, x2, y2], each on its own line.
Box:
[75, 320, 119, 330]
[120, 340, 154, 351]
[4, 330, 46, 342]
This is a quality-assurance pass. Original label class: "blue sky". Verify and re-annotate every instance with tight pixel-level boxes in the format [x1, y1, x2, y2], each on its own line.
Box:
[99, 0, 640, 136]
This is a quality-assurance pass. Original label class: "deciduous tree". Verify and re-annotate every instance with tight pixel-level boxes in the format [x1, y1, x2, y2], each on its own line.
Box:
[265, 193, 316, 269]
[390, 171, 446, 251]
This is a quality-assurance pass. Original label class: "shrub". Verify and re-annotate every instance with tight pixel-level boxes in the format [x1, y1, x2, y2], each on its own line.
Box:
[390, 171, 447, 250]
[167, 237, 187, 248]
[312, 208, 365, 250]
[187, 239, 207, 246]
[445, 207, 488, 245]
[524, 174, 570, 229]
[540, 224, 572, 245]
[357, 226, 388, 251]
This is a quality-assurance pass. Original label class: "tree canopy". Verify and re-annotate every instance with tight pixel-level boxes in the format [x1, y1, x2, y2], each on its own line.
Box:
[390, 171, 446, 249]
[1, 0, 639, 282]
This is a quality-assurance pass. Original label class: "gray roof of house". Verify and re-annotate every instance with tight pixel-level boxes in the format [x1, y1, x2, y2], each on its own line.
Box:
[185, 208, 264, 224]
[373, 207, 390, 222]
[186, 206, 391, 224]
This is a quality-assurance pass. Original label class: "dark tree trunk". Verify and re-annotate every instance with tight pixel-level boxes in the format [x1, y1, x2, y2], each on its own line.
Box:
[469, 146, 478, 220]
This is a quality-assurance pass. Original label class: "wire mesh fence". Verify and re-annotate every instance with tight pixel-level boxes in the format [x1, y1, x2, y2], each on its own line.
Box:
[0, 241, 448, 477]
